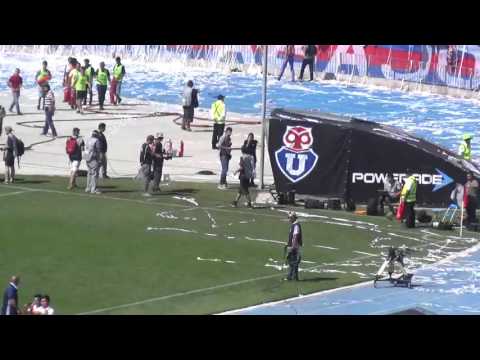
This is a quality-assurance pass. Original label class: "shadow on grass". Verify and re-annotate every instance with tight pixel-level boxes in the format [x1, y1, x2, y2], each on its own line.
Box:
[299, 277, 339, 282]
[100, 189, 137, 194]
[97, 185, 118, 189]
[158, 189, 199, 195]
[13, 179, 50, 184]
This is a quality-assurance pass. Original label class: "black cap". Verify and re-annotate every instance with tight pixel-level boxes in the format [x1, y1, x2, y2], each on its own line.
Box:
[218, 95, 225, 100]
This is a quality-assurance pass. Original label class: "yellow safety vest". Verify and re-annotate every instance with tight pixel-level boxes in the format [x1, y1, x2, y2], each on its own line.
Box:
[401, 175, 417, 203]
[85, 66, 94, 82]
[37, 69, 50, 84]
[459, 140, 472, 160]
[113, 64, 124, 81]
[211, 100, 226, 124]
[96, 69, 108, 85]
[70, 69, 79, 87]
[75, 74, 88, 91]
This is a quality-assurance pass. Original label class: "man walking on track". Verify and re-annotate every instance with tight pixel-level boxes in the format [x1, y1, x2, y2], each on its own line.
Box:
[111, 57, 125, 105]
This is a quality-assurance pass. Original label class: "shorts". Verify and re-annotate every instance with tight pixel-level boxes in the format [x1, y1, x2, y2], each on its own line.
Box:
[239, 176, 250, 195]
[76, 91, 87, 100]
[183, 106, 194, 122]
[70, 160, 80, 172]
[4, 152, 14, 167]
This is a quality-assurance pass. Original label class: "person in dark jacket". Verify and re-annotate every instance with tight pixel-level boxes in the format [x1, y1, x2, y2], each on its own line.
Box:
[139, 135, 155, 196]
[299, 45, 317, 81]
[152, 133, 167, 192]
[97, 123, 109, 179]
[1, 276, 20, 315]
[284, 212, 302, 281]
[241, 133, 257, 186]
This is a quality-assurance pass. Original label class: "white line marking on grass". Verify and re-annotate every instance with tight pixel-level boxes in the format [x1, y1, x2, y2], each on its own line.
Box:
[324, 221, 354, 227]
[244, 236, 285, 245]
[313, 245, 339, 250]
[353, 251, 378, 257]
[0, 190, 33, 198]
[147, 227, 197, 233]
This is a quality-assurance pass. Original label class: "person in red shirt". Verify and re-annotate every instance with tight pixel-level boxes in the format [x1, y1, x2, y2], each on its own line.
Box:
[7, 68, 23, 115]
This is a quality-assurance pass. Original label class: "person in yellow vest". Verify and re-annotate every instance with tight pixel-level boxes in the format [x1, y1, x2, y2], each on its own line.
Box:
[458, 134, 473, 161]
[83, 59, 95, 106]
[35, 61, 52, 110]
[400, 170, 417, 228]
[68, 62, 80, 110]
[211, 95, 226, 149]
[95, 62, 111, 110]
[112, 57, 126, 105]
[73, 67, 88, 114]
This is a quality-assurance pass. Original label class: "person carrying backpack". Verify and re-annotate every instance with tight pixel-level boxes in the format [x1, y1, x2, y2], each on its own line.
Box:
[231, 148, 253, 208]
[66, 127, 85, 190]
[1, 126, 20, 184]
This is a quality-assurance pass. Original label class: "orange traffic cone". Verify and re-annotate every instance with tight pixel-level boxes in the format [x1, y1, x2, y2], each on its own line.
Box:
[178, 140, 184, 157]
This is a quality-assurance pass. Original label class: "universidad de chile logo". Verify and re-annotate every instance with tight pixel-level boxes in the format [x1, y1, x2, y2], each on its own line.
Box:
[275, 126, 319, 183]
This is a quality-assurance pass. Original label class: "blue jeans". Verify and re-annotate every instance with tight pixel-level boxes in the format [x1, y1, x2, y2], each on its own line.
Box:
[220, 155, 230, 185]
[43, 108, 57, 137]
[9, 91, 20, 113]
[278, 55, 295, 81]
[116, 81, 122, 98]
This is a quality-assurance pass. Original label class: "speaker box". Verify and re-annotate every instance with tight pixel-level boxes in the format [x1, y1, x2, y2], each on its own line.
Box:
[467, 223, 480, 232]
[327, 199, 341, 210]
[305, 199, 324, 209]
[277, 193, 287, 205]
[366, 197, 378, 215]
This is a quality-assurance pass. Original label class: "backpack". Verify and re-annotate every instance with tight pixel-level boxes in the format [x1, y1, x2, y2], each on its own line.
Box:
[66, 137, 78, 155]
[16, 139, 25, 157]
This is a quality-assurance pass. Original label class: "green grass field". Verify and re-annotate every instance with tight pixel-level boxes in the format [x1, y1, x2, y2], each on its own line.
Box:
[0, 175, 476, 314]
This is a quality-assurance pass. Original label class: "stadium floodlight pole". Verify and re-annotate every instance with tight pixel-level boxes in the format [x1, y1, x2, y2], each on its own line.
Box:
[260, 45, 268, 190]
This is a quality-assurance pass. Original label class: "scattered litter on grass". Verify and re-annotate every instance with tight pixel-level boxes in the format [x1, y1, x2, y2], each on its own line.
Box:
[353, 250, 378, 257]
[276, 209, 328, 219]
[173, 196, 199, 206]
[351, 271, 369, 277]
[239, 219, 256, 224]
[226, 236, 236, 239]
[156, 211, 178, 219]
[313, 245, 339, 250]
[205, 211, 218, 229]
[197, 256, 236, 264]
[265, 263, 288, 271]
[147, 227, 197, 233]
[227, 223, 233, 226]
[205, 233, 218, 237]
[302, 260, 316, 264]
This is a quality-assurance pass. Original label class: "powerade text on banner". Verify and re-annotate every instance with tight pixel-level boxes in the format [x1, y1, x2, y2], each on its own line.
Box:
[268, 109, 480, 207]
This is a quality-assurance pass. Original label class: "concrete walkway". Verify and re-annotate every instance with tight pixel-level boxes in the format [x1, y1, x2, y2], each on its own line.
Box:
[0, 88, 273, 184]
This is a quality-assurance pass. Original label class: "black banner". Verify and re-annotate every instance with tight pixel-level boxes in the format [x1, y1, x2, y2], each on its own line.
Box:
[268, 109, 480, 207]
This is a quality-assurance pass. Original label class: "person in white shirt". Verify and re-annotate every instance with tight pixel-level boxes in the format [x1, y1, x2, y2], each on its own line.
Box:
[35, 295, 54, 315]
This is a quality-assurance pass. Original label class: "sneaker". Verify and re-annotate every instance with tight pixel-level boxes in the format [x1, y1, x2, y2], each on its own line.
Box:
[282, 278, 292, 281]
[4, 180, 9, 184]
[76, 110, 81, 114]
[217, 185, 224, 190]
[17, 112, 22, 115]
[231, 201, 238, 207]
[142, 193, 152, 197]
[67, 185, 73, 190]
[92, 190, 102, 194]
[103, 175, 110, 179]
[118, 98, 122, 104]
[85, 188, 90, 193]
[247, 202, 252, 208]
